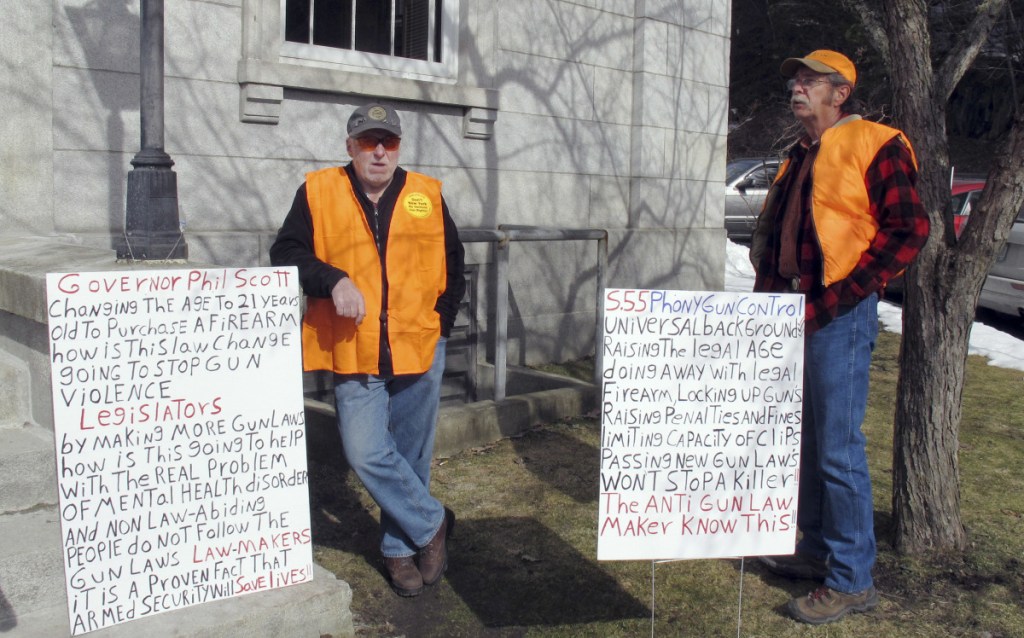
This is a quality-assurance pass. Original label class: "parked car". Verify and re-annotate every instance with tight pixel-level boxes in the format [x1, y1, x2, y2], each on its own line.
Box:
[724, 158, 781, 242]
[887, 182, 1024, 319]
[884, 179, 985, 298]
[978, 206, 1024, 319]
[726, 163, 982, 245]
[949, 179, 986, 237]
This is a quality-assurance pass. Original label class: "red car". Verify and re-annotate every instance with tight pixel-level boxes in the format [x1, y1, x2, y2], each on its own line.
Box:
[950, 179, 986, 237]
[883, 179, 984, 298]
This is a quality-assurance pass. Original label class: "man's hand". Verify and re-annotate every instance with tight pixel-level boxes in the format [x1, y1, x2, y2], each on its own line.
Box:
[331, 277, 366, 325]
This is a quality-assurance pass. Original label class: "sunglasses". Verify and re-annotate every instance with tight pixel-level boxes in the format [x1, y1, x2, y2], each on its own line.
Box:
[354, 135, 401, 152]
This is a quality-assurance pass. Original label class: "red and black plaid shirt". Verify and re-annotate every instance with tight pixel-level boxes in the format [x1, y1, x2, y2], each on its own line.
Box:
[753, 136, 930, 333]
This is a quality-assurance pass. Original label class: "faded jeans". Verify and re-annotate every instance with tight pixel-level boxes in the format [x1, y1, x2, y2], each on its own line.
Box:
[333, 338, 447, 558]
[796, 294, 878, 594]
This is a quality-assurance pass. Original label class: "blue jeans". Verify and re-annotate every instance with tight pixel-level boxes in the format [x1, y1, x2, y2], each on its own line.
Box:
[796, 294, 878, 594]
[333, 338, 447, 558]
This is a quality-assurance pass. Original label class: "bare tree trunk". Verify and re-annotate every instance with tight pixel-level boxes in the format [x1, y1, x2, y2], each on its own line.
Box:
[883, 0, 970, 553]
[882, 0, 1024, 553]
[894, 111, 1024, 552]
[893, 266, 972, 551]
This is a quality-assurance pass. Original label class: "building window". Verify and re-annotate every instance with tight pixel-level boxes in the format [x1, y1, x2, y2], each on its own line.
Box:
[240, 0, 496, 135]
[280, 0, 456, 82]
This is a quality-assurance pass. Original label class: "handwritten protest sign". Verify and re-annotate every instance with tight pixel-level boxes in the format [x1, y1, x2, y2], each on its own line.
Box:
[46, 267, 311, 635]
[597, 289, 804, 561]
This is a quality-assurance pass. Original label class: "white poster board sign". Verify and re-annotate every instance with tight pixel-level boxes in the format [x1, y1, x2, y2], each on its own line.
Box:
[46, 267, 312, 635]
[597, 289, 804, 561]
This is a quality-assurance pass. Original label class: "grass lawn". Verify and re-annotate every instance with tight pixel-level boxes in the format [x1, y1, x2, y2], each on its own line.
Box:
[310, 329, 1024, 637]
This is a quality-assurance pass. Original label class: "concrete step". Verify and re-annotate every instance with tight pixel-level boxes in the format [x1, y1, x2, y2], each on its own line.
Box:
[0, 509, 67, 631]
[0, 350, 31, 429]
[0, 426, 57, 514]
[0, 510, 355, 637]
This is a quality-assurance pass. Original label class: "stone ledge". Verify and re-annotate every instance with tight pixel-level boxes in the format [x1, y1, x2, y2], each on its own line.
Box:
[0, 510, 354, 638]
[0, 427, 57, 513]
[0, 237, 118, 325]
[0, 510, 65, 619]
[0, 236, 241, 325]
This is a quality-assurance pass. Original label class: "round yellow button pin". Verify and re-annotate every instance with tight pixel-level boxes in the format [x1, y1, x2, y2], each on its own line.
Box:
[404, 192, 433, 219]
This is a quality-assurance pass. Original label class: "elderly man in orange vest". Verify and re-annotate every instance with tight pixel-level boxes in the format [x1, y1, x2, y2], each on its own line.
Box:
[750, 51, 929, 624]
[271, 103, 465, 597]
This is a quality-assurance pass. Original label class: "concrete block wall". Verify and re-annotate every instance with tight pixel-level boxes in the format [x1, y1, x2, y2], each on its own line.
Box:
[3, 0, 732, 368]
[0, 3, 55, 237]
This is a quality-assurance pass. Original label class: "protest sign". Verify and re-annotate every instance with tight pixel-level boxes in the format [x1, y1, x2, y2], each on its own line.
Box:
[598, 289, 804, 561]
[46, 267, 311, 635]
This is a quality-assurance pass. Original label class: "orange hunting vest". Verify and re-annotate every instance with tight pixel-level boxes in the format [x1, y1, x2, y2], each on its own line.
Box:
[301, 167, 447, 375]
[772, 117, 917, 286]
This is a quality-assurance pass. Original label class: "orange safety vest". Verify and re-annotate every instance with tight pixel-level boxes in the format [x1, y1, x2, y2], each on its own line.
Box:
[301, 167, 447, 375]
[768, 117, 917, 286]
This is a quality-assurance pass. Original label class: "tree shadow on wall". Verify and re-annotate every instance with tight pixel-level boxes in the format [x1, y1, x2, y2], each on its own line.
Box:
[65, 0, 140, 243]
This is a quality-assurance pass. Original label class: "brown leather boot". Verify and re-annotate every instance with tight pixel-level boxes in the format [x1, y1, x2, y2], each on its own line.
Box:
[788, 585, 879, 624]
[418, 507, 455, 585]
[383, 555, 423, 597]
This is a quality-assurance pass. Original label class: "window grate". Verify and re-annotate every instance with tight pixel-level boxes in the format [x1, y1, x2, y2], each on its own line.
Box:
[285, 0, 441, 63]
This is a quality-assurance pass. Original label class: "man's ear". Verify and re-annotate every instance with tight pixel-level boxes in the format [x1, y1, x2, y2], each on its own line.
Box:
[833, 84, 852, 108]
[345, 137, 355, 158]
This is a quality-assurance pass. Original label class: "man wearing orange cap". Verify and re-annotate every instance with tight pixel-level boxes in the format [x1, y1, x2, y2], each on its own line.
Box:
[750, 50, 930, 624]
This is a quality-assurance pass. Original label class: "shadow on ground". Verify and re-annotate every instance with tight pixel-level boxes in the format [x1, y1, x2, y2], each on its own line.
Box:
[444, 516, 648, 628]
[510, 425, 601, 504]
[303, 414, 649, 635]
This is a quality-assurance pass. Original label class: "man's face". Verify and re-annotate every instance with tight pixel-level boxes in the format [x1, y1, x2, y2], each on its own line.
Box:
[346, 131, 401, 193]
[789, 69, 844, 123]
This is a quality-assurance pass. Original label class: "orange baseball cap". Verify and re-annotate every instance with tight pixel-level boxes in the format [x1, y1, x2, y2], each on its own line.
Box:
[780, 50, 857, 86]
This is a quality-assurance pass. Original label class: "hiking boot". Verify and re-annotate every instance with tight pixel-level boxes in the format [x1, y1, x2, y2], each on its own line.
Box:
[418, 507, 455, 585]
[759, 553, 828, 580]
[383, 555, 423, 597]
[787, 585, 879, 625]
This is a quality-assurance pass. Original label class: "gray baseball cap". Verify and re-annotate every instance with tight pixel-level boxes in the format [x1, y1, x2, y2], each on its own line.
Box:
[347, 103, 402, 137]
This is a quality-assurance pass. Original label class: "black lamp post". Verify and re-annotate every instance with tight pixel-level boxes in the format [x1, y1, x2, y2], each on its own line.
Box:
[117, 0, 187, 261]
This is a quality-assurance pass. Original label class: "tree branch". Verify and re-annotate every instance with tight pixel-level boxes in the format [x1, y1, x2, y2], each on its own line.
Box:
[935, 0, 1008, 101]
[839, 0, 890, 66]
[971, 105, 1024, 247]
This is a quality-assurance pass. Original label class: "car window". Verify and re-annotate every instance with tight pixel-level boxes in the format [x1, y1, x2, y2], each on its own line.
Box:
[726, 160, 759, 183]
[747, 165, 777, 188]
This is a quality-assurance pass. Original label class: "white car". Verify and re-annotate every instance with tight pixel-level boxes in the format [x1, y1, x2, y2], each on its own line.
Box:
[724, 158, 781, 243]
[978, 208, 1024, 319]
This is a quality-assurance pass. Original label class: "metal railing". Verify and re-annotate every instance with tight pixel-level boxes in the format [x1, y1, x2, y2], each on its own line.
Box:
[460, 225, 607, 401]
